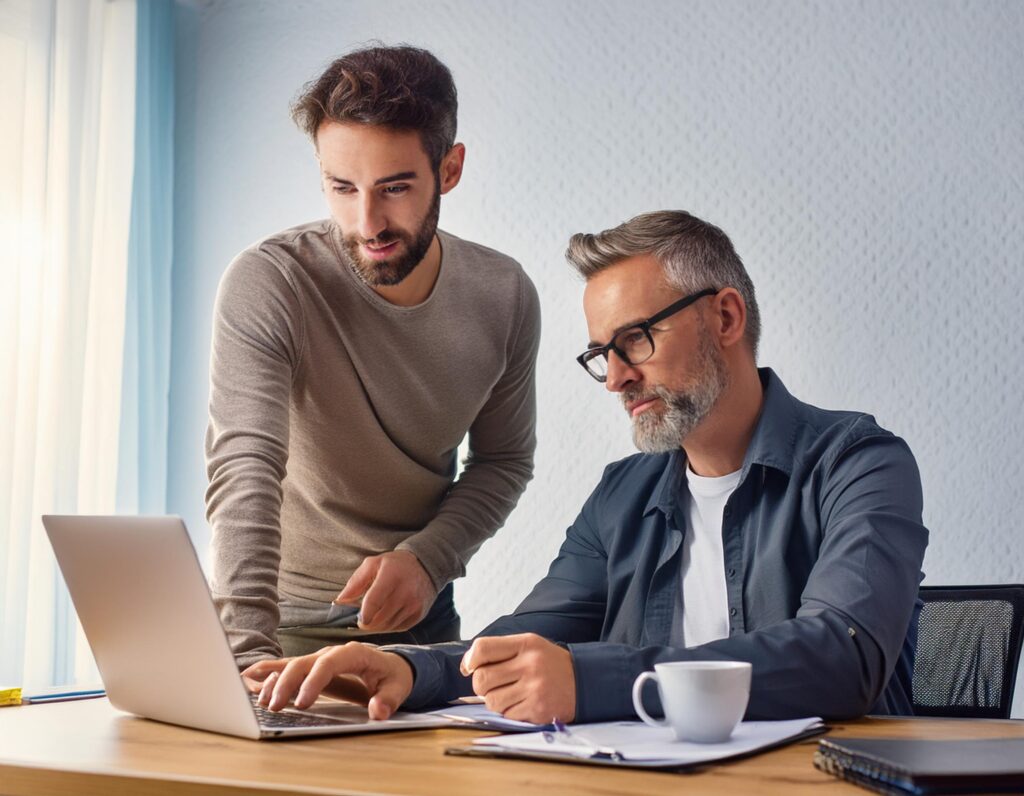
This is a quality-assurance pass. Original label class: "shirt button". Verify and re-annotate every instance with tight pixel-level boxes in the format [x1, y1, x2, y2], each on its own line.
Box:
[728, 568, 736, 578]
[729, 607, 738, 617]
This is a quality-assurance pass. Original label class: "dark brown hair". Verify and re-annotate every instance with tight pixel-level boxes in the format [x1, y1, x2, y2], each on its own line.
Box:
[291, 45, 458, 170]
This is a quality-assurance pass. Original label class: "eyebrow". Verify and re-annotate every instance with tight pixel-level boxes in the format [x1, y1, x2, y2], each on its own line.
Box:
[325, 171, 419, 186]
[587, 318, 647, 349]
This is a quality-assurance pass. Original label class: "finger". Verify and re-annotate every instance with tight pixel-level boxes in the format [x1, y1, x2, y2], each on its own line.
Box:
[258, 671, 279, 706]
[461, 635, 524, 675]
[268, 654, 318, 711]
[242, 658, 289, 680]
[293, 644, 377, 709]
[359, 595, 408, 632]
[385, 606, 421, 633]
[502, 699, 550, 725]
[471, 659, 520, 698]
[366, 654, 416, 720]
[358, 570, 398, 628]
[336, 557, 380, 604]
[481, 682, 526, 717]
[367, 676, 408, 721]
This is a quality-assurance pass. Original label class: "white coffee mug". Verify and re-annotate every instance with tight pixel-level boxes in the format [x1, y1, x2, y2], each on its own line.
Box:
[631, 660, 752, 743]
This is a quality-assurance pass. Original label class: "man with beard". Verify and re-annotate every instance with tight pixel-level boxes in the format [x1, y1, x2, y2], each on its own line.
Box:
[244, 211, 928, 725]
[206, 45, 540, 670]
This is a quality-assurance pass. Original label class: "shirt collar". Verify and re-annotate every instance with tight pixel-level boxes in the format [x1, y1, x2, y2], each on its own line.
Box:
[643, 367, 798, 517]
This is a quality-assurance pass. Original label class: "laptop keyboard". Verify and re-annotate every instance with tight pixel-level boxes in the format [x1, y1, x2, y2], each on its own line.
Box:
[250, 696, 358, 728]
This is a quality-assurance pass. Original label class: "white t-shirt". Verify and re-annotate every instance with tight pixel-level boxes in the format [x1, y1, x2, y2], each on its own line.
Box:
[679, 465, 742, 648]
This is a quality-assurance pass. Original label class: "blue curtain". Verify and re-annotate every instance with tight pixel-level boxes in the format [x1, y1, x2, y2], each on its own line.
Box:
[117, 0, 175, 516]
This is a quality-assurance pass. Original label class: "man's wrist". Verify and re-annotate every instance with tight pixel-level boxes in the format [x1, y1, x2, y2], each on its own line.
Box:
[379, 645, 445, 709]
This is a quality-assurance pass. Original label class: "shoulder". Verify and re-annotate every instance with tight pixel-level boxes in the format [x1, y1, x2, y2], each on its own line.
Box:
[438, 229, 535, 297]
[214, 221, 335, 324]
[219, 220, 335, 298]
[438, 229, 525, 271]
[587, 452, 673, 513]
[437, 229, 540, 341]
[781, 390, 919, 491]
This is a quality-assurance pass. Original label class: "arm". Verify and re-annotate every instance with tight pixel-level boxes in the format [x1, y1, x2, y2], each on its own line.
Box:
[396, 275, 541, 590]
[390, 484, 612, 709]
[569, 433, 929, 723]
[205, 252, 303, 668]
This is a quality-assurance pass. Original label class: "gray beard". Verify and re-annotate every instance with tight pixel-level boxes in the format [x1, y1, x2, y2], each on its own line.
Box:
[626, 332, 728, 454]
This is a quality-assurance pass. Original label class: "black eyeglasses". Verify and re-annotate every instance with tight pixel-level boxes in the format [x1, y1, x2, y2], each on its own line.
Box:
[576, 288, 717, 382]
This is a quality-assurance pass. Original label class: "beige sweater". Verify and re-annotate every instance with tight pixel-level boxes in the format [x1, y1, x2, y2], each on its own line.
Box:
[205, 221, 540, 665]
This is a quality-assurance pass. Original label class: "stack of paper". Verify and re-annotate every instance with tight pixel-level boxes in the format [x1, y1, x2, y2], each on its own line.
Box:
[430, 702, 551, 733]
[451, 717, 825, 769]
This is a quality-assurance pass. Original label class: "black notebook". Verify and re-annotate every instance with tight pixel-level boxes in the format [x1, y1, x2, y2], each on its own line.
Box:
[814, 736, 1024, 795]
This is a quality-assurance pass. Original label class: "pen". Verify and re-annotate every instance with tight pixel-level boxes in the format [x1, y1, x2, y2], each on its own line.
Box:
[543, 718, 622, 760]
[23, 689, 106, 704]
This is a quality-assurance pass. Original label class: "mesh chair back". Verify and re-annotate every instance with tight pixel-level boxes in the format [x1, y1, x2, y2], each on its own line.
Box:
[912, 584, 1024, 719]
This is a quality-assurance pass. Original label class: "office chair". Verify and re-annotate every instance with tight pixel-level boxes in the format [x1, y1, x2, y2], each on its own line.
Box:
[912, 584, 1024, 719]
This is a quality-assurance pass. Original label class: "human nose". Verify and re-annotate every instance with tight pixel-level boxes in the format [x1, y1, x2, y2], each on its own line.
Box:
[356, 193, 387, 241]
[604, 350, 640, 393]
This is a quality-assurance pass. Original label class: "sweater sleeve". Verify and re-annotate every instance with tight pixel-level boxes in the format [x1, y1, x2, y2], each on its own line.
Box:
[397, 273, 541, 588]
[205, 250, 304, 668]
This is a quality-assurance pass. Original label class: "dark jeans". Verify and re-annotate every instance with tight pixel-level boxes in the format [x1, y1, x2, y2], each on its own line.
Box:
[277, 583, 461, 657]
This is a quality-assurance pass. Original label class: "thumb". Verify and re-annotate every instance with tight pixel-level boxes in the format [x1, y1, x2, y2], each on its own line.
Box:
[336, 556, 380, 604]
[367, 678, 407, 720]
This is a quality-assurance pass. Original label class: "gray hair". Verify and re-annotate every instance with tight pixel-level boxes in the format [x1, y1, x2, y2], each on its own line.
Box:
[565, 210, 761, 356]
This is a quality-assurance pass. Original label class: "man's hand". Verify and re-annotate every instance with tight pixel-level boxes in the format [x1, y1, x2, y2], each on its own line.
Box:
[241, 643, 414, 720]
[334, 550, 436, 633]
[460, 633, 576, 724]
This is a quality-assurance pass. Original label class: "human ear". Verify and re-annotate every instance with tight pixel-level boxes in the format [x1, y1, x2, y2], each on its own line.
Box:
[438, 143, 466, 194]
[712, 288, 747, 349]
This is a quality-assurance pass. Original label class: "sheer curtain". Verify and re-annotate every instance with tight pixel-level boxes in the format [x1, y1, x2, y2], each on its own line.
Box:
[0, 0, 169, 684]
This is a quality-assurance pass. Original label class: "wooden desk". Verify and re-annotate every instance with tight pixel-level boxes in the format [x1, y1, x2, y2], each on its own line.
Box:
[1, 699, 1022, 795]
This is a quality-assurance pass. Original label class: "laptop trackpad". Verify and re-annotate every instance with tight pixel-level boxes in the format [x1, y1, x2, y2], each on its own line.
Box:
[290, 700, 436, 725]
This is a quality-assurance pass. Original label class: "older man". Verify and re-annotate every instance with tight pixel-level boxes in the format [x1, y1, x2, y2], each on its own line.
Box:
[245, 210, 927, 724]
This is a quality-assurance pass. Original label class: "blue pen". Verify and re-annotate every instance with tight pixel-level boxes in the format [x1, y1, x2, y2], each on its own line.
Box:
[23, 688, 106, 704]
[542, 718, 622, 760]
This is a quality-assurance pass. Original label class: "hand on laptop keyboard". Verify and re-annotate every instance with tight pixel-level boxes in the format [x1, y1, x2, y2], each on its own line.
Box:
[243, 642, 415, 720]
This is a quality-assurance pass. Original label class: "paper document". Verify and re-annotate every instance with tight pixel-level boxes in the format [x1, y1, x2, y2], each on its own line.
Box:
[460, 717, 824, 768]
[429, 702, 551, 733]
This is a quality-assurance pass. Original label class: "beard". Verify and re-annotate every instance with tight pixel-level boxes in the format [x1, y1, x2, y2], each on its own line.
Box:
[341, 185, 441, 287]
[622, 325, 729, 454]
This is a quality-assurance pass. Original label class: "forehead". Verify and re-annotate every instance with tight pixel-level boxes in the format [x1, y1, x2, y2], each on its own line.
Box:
[315, 121, 430, 178]
[582, 253, 680, 340]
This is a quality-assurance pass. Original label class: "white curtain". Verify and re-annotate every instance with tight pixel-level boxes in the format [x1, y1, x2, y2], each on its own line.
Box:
[0, 0, 137, 688]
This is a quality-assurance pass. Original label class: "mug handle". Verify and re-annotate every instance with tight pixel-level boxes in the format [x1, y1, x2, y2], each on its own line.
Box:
[632, 671, 669, 728]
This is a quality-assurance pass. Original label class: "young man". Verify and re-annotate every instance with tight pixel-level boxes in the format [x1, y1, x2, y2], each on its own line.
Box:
[245, 211, 927, 724]
[206, 46, 540, 668]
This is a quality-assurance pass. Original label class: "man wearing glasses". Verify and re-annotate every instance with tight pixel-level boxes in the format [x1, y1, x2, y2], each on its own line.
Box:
[246, 211, 928, 725]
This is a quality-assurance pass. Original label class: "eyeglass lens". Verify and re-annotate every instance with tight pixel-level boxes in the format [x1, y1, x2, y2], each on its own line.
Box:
[584, 328, 653, 378]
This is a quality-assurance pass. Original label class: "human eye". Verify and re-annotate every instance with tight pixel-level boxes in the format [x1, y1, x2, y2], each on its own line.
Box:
[382, 184, 409, 196]
[330, 183, 355, 195]
[617, 328, 647, 347]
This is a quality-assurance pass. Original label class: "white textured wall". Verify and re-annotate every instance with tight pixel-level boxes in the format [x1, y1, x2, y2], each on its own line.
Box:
[170, 0, 1024, 714]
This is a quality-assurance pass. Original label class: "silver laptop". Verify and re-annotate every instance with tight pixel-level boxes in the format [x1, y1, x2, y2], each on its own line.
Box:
[42, 515, 451, 739]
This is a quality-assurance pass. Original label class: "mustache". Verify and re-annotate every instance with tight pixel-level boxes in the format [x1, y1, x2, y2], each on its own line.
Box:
[356, 230, 399, 246]
[621, 384, 668, 410]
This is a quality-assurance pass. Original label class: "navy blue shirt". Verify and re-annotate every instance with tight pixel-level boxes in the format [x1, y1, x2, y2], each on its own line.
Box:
[395, 369, 928, 722]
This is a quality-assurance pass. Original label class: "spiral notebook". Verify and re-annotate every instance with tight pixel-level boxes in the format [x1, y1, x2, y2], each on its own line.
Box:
[814, 737, 1024, 795]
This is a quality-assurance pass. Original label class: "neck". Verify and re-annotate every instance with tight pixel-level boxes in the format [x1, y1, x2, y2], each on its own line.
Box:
[683, 363, 764, 477]
[372, 235, 442, 307]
